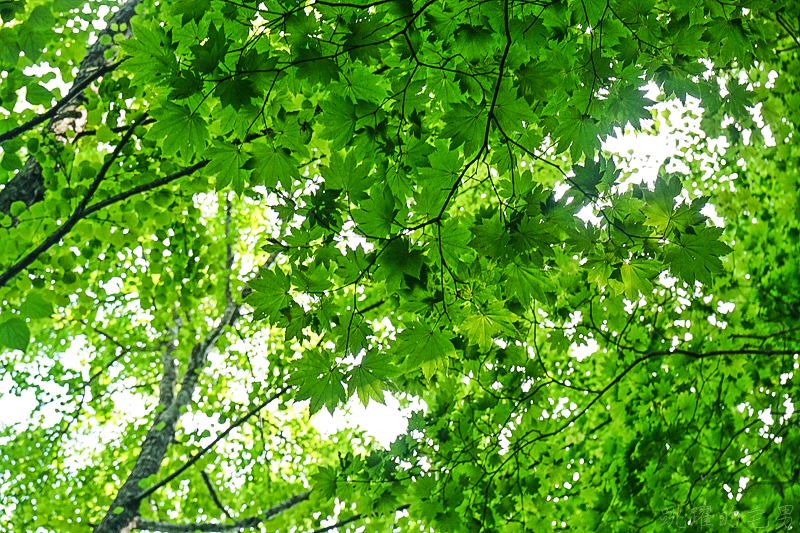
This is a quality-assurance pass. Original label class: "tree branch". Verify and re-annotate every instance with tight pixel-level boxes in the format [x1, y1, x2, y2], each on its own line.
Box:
[92, 282, 253, 533]
[308, 504, 410, 533]
[134, 500, 411, 533]
[224, 194, 234, 302]
[137, 389, 287, 502]
[0, 0, 143, 215]
[200, 471, 233, 520]
[83, 160, 211, 218]
[0, 114, 147, 289]
[158, 310, 183, 407]
[0, 59, 124, 145]
[0, 158, 209, 289]
[134, 491, 311, 532]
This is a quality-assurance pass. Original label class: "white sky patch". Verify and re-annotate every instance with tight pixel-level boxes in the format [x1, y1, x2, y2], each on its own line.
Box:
[312, 393, 426, 449]
[0, 374, 37, 427]
[569, 338, 598, 362]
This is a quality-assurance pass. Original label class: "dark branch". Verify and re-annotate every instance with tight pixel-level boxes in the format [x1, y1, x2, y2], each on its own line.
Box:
[0, 157, 209, 289]
[137, 389, 286, 502]
[134, 501, 411, 533]
[83, 160, 211, 218]
[0, 59, 124, 145]
[200, 471, 233, 520]
[135, 491, 311, 532]
[93, 275, 255, 533]
[0, 114, 147, 289]
[0, 0, 142, 216]
[158, 310, 182, 407]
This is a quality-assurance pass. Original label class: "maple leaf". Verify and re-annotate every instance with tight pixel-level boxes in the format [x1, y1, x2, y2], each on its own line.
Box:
[147, 102, 209, 158]
[347, 350, 396, 405]
[469, 216, 509, 258]
[322, 150, 369, 199]
[420, 140, 463, 184]
[435, 218, 476, 268]
[312, 466, 339, 500]
[330, 65, 389, 103]
[205, 140, 251, 194]
[352, 186, 397, 238]
[515, 62, 553, 100]
[336, 245, 371, 285]
[663, 227, 733, 285]
[290, 351, 347, 415]
[214, 77, 257, 111]
[246, 269, 293, 322]
[441, 103, 485, 156]
[504, 263, 550, 305]
[454, 24, 496, 62]
[641, 175, 696, 232]
[460, 307, 517, 352]
[246, 140, 301, 189]
[394, 323, 456, 379]
[555, 107, 601, 161]
[119, 19, 176, 82]
[319, 96, 357, 151]
[620, 259, 659, 299]
[606, 82, 654, 130]
[493, 84, 535, 133]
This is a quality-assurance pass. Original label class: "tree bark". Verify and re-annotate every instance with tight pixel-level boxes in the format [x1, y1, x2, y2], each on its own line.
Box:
[0, 0, 141, 215]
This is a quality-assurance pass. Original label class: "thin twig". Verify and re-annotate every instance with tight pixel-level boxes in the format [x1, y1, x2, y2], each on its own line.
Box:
[200, 471, 233, 520]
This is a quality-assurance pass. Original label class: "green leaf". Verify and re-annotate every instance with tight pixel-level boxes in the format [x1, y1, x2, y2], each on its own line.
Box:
[469, 216, 508, 258]
[348, 350, 395, 405]
[119, 19, 175, 81]
[312, 466, 338, 500]
[9, 201, 26, 217]
[331, 64, 389, 103]
[291, 351, 346, 414]
[606, 82, 654, 130]
[454, 24, 496, 62]
[441, 103, 485, 156]
[246, 141, 301, 189]
[436, 219, 475, 268]
[352, 186, 396, 238]
[246, 269, 293, 322]
[26, 6, 54, 31]
[213, 77, 257, 110]
[663, 227, 732, 285]
[205, 140, 251, 194]
[504, 263, 549, 305]
[319, 96, 357, 151]
[25, 83, 54, 106]
[641, 175, 686, 231]
[321, 150, 369, 199]
[147, 103, 209, 158]
[493, 84, 535, 132]
[555, 107, 601, 161]
[0, 318, 29, 351]
[620, 259, 659, 299]
[460, 313, 500, 352]
[394, 323, 456, 379]
[20, 294, 53, 319]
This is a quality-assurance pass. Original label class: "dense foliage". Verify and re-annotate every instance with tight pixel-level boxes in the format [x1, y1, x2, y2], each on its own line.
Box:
[1, 0, 800, 531]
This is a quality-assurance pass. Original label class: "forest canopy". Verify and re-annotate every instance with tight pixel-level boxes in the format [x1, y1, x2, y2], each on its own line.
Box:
[1, 0, 800, 532]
